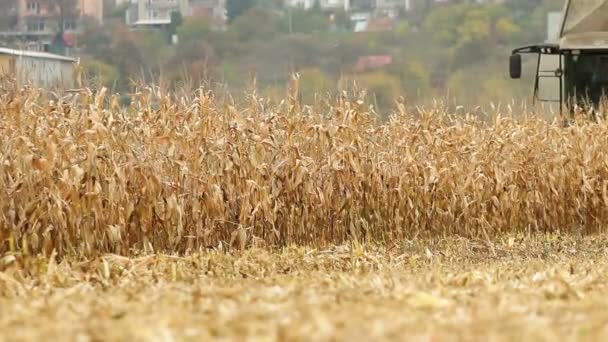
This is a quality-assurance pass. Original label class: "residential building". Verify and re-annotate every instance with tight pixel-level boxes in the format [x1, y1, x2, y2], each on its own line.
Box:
[16, 0, 103, 31]
[285, 0, 350, 11]
[125, 0, 226, 30]
[321, 0, 351, 11]
[375, 0, 409, 16]
[285, 0, 316, 9]
[126, 0, 189, 28]
[78, 0, 104, 22]
[0, 47, 77, 87]
[349, 0, 375, 11]
[351, 11, 371, 32]
[0, 0, 103, 53]
[286, 0, 412, 13]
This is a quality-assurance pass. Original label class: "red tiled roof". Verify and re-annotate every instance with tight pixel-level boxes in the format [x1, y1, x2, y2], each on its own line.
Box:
[356, 55, 393, 72]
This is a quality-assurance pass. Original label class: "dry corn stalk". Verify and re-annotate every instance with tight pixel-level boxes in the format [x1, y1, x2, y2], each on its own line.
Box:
[0, 85, 607, 257]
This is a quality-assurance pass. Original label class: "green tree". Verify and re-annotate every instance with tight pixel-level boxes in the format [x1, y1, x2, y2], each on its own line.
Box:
[103, 0, 125, 19]
[80, 18, 113, 60]
[134, 31, 170, 72]
[391, 60, 431, 102]
[332, 10, 352, 32]
[280, 8, 328, 34]
[408, 0, 434, 26]
[228, 7, 279, 42]
[457, 8, 491, 43]
[110, 39, 145, 88]
[505, 0, 543, 19]
[81, 59, 119, 87]
[312, 0, 321, 13]
[298, 68, 333, 104]
[172, 40, 216, 66]
[227, 0, 256, 23]
[495, 17, 521, 43]
[177, 17, 212, 42]
[451, 39, 490, 70]
[394, 21, 410, 37]
[356, 71, 402, 115]
[423, 4, 469, 45]
[169, 11, 184, 37]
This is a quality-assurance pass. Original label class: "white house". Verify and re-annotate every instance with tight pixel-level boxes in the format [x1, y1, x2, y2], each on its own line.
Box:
[285, 0, 351, 11]
[126, 0, 190, 27]
[285, 0, 412, 14]
[286, 0, 316, 9]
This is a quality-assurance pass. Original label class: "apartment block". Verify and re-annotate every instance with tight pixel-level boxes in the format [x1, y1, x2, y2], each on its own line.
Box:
[126, 0, 189, 27]
[125, 0, 226, 30]
[0, 0, 103, 53]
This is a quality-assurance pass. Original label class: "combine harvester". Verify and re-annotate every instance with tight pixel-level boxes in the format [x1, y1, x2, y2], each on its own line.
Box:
[510, 0, 608, 118]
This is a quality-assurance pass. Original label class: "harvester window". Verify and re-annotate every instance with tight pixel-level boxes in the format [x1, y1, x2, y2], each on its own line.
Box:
[566, 54, 608, 106]
[537, 54, 562, 102]
[538, 77, 561, 102]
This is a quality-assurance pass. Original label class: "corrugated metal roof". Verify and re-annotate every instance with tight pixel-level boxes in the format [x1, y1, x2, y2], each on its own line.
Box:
[0, 47, 76, 62]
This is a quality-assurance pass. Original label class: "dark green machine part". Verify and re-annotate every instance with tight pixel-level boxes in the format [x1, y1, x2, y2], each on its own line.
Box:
[563, 53, 608, 108]
[510, 45, 608, 118]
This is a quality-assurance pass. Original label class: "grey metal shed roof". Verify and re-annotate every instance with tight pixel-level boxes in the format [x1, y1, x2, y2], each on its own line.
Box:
[0, 47, 76, 63]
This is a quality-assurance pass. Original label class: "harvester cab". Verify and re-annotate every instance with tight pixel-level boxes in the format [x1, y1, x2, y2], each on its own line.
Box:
[510, 0, 608, 118]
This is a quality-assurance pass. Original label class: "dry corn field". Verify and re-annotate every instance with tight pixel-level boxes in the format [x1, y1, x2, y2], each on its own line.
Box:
[2, 86, 608, 340]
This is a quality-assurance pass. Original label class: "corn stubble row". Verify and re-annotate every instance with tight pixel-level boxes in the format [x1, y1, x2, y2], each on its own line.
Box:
[0, 86, 606, 256]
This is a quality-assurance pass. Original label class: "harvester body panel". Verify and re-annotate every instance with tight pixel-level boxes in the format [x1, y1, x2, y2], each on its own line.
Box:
[510, 0, 608, 117]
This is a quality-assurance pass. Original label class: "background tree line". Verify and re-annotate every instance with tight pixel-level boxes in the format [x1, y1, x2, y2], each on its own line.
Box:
[79, 0, 565, 113]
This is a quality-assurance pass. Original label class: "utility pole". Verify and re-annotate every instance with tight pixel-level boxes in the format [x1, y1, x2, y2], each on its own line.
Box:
[288, 6, 293, 34]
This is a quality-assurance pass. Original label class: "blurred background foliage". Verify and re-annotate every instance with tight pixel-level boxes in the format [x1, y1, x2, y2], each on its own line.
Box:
[81, 0, 565, 114]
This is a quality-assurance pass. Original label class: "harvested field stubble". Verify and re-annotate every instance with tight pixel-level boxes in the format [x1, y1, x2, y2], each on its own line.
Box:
[0, 86, 607, 256]
[2, 235, 608, 341]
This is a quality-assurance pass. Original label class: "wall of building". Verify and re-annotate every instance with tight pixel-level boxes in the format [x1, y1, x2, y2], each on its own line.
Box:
[17, 0, 103, 33]
[136, 0, 189, 22]
[13, 56, 74, 88]
[17, 0, 54, 18]
[17, 0, 56, 35]
[78, 0, 104, 22]
[286, 0, 316, 9]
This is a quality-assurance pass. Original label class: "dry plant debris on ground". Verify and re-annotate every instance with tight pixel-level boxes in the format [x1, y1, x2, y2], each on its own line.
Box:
[2, 234, 608, 341]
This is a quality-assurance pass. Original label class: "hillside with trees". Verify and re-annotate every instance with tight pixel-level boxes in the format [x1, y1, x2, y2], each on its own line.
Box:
[77, 0, 564, 113]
